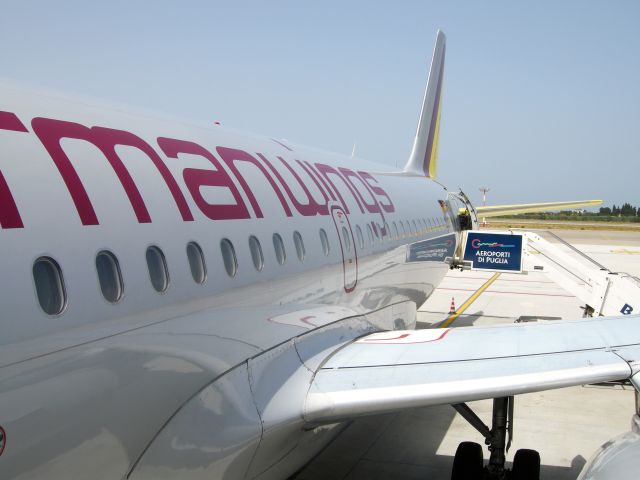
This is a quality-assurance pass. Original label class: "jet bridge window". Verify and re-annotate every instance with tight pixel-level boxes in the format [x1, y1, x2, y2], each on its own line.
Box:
[319, 228, 330, 256]
[33, 257, 66, 315]
[146, 246, 169, 293]
[96, 250, 124, 303]
[186, 242, 207, 284]
[273, 233, 286, 265]
[249, 236, 264, 271]
[293, 231, 305, 261]
[221, 238, 238, 277]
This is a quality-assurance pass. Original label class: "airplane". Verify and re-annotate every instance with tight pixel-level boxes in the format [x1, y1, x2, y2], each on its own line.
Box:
[1, 30, 638, 480]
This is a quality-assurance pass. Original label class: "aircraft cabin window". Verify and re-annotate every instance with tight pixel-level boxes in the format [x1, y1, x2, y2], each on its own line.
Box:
[249, 235, 264, 271]
[355, 225, 364, 250]
[273, 233, 286, 265]
[33, 256, 66, 315]
[341, 226, 352, 252]
[146, 246, 169, 293]
[384, 223, 390, 241]
[319, 228, 330, 256]
[293, 231, 305, 261]
[392, 222, 399, 240]
[186, 242, 207, 284]
[221, 238, 238, 277]
[366, 224, 374, 245]
[96, 250, 124, 303]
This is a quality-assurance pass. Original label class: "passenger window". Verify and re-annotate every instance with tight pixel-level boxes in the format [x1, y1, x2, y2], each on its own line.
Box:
[96, 250, 124, 302]
[146, 246, 169, 293]
[293, 231, 305, 261]
[319, 228, 330, 256]
[356, 225, 364, 249]
[186, 242, 206, 284]
[341, 226, 352, 252]
[273, 233, 286, 265]
[33, 257, 66, 315]
[366, 224, 374, 245]
[249, 235, 264, 271]
[220, 238, 238, 277]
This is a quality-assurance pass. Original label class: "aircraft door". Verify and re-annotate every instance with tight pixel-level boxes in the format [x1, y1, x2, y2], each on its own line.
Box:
[330, 205, 358, 293]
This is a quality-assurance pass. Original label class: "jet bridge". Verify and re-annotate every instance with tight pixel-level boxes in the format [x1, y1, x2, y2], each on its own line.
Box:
[452, 229, 640, 319]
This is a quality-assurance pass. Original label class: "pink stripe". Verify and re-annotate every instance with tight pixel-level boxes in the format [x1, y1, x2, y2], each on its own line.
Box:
[0, 111, 28, 132]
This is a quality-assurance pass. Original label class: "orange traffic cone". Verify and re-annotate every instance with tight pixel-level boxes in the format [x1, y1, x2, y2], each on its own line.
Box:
[449, 297, 456, 314]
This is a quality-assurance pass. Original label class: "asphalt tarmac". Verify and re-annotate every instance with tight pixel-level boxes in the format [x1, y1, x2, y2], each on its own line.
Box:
[295, 229, 640, 480]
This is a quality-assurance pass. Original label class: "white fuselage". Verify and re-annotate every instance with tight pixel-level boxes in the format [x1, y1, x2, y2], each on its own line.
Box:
[0, 84, 459, 479]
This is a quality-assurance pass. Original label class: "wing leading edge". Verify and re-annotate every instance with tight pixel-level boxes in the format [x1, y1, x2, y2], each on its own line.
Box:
[304, 316, 640, 424]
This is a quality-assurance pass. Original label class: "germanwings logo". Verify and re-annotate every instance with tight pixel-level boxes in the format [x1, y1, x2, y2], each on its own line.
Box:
[470, 240, 515, 249]
[0, 111, 395, 229]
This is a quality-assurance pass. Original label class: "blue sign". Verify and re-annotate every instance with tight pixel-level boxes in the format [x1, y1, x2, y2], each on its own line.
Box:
[463, 231, 523, 272]
[407, 233, 456, 263]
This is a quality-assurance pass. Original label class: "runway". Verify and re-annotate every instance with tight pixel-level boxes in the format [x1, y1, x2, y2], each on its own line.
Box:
[295, 229, 640, 480]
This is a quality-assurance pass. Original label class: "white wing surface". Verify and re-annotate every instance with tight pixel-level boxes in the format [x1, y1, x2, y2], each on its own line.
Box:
[475, 199, 603, 217]
[304, 316, 640, 423]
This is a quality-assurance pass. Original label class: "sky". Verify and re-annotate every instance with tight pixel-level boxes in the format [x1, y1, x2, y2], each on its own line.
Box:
[1, 1, 638, 208]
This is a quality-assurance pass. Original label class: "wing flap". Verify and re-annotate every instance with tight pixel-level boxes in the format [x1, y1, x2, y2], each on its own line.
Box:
[304, 317, 638, 424]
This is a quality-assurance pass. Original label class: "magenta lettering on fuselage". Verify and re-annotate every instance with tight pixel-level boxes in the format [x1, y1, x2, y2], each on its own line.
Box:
[0, 111, 395, 228]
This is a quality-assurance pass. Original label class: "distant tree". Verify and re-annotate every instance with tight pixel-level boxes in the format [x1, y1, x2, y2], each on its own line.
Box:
[621, 203, 635, 216]
[599, 207, 612, 215]
[612, 204, 620, 216]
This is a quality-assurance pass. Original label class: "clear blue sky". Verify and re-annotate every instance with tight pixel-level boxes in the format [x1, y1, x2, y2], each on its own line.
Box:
[1, 1, 638, 208]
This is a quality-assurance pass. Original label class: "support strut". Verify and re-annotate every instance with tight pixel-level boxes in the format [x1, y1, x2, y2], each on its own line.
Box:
[452, 396, 514, 474]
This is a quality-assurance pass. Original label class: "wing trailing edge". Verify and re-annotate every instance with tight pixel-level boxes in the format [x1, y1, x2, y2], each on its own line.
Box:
[403, 30, 446, 178]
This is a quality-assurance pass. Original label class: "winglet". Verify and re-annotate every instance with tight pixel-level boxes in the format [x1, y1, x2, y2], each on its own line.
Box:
[404, 30, 446, 178]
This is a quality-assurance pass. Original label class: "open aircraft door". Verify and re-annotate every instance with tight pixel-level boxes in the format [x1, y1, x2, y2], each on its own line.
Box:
[330, 205, 358, 293]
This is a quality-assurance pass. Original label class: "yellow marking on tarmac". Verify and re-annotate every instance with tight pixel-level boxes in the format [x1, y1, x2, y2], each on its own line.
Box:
[440, 272, 502, 328]
[610, 248, 640, 255]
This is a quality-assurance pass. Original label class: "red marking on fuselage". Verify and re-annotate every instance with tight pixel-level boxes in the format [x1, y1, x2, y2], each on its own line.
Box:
[0, 112, 397, 229]
[0, 112, 28, 228]
[31, 118, 194, 225]
[360, 329, 450, 344]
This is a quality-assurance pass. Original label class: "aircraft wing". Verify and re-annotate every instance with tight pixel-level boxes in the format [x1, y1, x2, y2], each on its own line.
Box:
[304, 316, 640, 423]
[474, 199, 603, 218]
